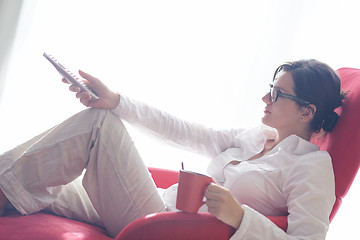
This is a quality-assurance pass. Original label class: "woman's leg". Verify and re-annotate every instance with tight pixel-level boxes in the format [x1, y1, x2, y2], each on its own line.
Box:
[82, 109, 166, 237]
[0, 108, 106, 215]
[0, 128, 55, 215]
[0, 108, 165, 237]
[43, 176, 104, 228]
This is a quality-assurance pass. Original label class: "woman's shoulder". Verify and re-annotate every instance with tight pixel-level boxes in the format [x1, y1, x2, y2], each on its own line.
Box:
[279, 149, 334, 195]
[275, 135, 332, 171]
[297, 150, 332, 166]
[279, 149, 333, 183]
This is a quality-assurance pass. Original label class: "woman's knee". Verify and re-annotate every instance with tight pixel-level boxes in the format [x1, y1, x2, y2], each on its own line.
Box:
[72, 108, 113, 130]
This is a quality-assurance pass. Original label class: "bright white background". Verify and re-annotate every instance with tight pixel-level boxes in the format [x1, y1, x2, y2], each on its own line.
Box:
[0, 0, 359, 239]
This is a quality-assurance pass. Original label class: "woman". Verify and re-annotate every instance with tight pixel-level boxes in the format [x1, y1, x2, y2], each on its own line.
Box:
[0, 59, 345, 239]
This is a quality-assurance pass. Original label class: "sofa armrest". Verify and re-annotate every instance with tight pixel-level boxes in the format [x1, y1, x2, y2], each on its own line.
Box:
[142, 167, 288, 240]
[115, 212, 236, 240]
[148, 167, 178, 188]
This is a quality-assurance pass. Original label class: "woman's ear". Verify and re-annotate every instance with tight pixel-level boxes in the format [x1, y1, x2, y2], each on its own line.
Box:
[300, 104, 316, 122]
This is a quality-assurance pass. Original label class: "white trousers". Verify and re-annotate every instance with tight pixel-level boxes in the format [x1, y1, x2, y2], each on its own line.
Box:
[0, 108, 166, 237]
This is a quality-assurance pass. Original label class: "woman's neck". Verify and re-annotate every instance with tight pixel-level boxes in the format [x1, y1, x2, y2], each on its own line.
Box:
[275, 129, 312, 145]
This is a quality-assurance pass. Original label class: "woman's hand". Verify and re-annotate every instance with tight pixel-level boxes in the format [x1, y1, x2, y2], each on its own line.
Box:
[205, 183, 244, 229]
[64, 70, 120, 109]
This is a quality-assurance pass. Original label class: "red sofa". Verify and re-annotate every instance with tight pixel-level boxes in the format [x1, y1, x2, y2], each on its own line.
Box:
[0, 67, 359, 239]
[0, 167, 286, 240]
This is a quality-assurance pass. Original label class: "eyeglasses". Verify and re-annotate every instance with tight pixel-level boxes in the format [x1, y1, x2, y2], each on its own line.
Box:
[269, 84, 310, 105]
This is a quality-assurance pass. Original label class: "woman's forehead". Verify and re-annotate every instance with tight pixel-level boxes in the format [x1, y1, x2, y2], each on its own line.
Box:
[273, 71, 295, 94]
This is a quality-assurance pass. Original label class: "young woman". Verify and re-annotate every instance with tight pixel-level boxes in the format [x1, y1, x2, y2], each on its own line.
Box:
[0, 59, 345, 239]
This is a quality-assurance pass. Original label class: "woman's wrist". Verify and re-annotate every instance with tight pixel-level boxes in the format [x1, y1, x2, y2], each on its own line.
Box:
[109, 92, 121, 110]
[230, 204, 244, 229]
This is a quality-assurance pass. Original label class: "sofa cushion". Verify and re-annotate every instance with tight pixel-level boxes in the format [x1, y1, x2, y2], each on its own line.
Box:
[0, 210, 112, 240]
[312, 67, 360, 220]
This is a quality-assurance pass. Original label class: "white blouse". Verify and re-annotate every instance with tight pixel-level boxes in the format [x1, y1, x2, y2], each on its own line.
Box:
[111, 95, 335, 240]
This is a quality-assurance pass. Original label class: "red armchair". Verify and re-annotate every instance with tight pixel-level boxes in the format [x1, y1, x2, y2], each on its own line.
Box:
[312, 67, 360, 222]
[0, 67, 359, 239]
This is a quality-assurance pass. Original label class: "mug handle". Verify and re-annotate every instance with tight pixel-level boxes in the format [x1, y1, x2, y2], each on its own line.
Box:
[202, 179, 216, 204]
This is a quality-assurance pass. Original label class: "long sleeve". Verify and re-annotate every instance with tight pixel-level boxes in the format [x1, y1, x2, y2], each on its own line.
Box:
[111, 94, 244, 158]
[229, 150, 335, 240]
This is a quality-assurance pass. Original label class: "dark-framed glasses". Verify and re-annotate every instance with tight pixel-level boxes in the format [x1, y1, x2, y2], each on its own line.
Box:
[269, 84, 311, 105]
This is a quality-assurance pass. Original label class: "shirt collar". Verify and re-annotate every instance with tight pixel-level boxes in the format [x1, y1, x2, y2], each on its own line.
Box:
[274, 134, 320, 155]
[234, 125, 319, 158]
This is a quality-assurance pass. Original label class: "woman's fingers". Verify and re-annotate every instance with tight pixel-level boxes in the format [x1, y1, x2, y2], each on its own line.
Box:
[69, 85, 81, 93]
[62, 70, 120, 109]
[205, 183, 244, 229]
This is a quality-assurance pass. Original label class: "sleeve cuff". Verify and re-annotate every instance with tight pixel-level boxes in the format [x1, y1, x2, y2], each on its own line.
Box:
[229, 205, 287, 240]
[110, 93, 127, 118]
[230, 205, 251, 239]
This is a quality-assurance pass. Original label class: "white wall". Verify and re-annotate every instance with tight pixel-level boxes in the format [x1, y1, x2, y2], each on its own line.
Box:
[0, 0, 359, 239]
[0, 0, 23, 102]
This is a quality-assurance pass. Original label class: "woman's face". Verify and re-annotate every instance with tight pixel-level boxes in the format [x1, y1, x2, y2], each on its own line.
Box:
[261, 71, 304, 134]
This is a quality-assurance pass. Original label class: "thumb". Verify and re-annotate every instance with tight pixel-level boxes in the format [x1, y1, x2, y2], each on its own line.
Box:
[78, 70, 98, 84]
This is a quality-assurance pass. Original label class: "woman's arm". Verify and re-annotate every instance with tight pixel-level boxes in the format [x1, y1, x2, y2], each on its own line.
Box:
[280, 151, 335, 238]
[111, 94, 243, 158]
[66, 71, 243, 157]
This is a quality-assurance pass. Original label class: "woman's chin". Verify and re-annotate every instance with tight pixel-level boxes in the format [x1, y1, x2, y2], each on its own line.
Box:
[261, 115, 269, 125]
[261, 116, 274, 128]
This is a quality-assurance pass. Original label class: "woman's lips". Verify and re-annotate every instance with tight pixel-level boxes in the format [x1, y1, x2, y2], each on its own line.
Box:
[264, 108, 271, 114]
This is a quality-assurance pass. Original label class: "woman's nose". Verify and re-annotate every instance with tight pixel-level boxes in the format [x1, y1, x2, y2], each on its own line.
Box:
[262, 92, 271, 103]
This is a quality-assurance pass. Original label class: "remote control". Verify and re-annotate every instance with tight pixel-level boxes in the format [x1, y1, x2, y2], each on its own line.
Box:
[43, 52, 99, 100]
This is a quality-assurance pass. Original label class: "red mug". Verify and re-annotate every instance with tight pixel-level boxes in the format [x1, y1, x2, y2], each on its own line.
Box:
[176, 170, 213, 214]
